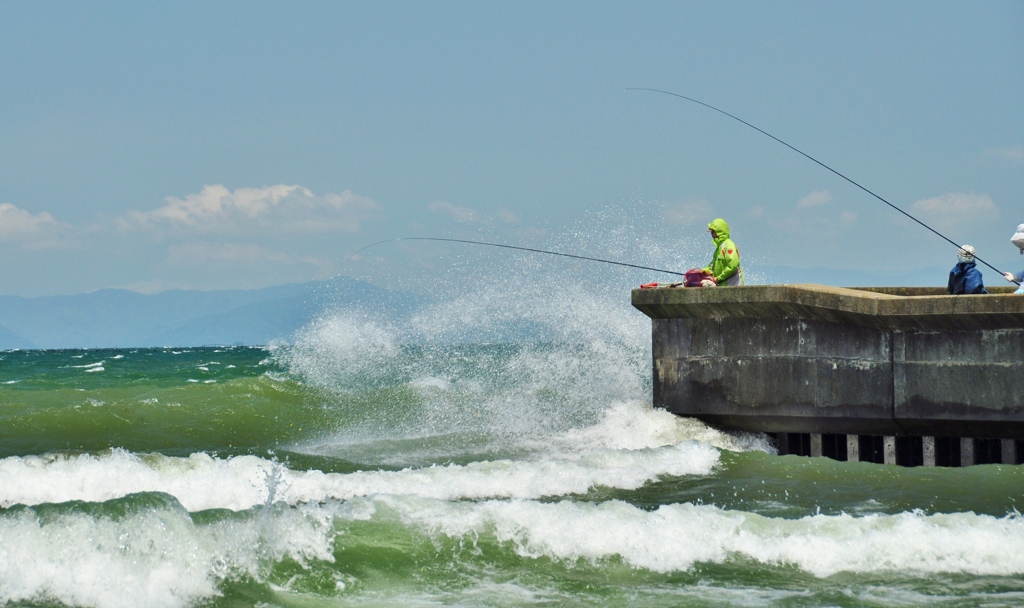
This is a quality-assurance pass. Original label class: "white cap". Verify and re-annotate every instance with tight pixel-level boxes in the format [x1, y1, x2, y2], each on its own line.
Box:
[957, 245, 976, 263]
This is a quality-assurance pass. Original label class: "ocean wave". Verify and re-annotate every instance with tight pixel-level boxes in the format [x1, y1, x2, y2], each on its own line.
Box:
[0, 495, 336, 608]
[0, 439, 721, 511]
[373, 495, 1024, 578]
[546, 400, 773, 454]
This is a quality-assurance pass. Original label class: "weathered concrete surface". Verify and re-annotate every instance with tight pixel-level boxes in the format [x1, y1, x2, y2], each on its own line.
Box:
[633, 284, 1024, 438]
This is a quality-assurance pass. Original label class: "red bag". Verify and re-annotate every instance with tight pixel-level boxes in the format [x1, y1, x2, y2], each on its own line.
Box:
[684, 268, 714, 287]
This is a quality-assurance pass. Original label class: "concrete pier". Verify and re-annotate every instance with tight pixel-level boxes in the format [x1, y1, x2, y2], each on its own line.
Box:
[632, 284, 1024, 466]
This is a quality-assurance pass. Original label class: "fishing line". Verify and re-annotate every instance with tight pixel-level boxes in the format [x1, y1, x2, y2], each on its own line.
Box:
[343, 237, 686, 277]
[627, 88, 1020, 286]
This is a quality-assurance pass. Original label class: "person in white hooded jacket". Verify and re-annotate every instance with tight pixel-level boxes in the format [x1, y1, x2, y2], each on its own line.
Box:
[1002, 223, 1024, 293]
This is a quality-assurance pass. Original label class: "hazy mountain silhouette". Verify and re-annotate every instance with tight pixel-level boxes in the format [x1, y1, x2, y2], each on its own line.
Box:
[0, 277, 421, 349]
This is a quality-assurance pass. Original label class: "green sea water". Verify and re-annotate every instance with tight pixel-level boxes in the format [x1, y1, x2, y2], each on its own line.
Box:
[2, 307, 1023, 607]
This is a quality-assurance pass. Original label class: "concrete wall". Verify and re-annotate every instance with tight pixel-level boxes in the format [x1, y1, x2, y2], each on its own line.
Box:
[633, 284, 1024, 439]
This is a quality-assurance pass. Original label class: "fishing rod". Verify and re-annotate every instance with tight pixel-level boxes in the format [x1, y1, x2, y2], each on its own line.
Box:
[343, 237, 686, 277]
[627, 88, 1021, 286]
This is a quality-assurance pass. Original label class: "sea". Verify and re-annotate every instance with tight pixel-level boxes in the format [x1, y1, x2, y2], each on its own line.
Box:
[2, 274, 1023, 608]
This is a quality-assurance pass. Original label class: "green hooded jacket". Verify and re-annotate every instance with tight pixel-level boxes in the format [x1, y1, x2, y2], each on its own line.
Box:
[702, 218, 743, 286]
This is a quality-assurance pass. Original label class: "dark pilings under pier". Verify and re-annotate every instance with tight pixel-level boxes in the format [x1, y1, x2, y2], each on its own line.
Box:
[773, 433, 1024, 466]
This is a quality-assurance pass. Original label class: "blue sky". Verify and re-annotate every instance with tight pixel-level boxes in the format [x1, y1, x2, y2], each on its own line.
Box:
[1, 1, 1021, 295]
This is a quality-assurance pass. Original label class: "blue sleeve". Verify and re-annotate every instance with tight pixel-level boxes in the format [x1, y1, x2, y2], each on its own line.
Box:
[1014, 270, 1024, 283]
[965, 268, 987, 294]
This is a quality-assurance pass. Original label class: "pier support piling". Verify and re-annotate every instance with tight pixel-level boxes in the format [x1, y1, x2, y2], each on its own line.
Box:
[883, 436, 896, 465]
[923, 437, 936, 467]
[846, 435, 859, 462]
[961, 438, 976, 467]
[810, 433, 822, 457]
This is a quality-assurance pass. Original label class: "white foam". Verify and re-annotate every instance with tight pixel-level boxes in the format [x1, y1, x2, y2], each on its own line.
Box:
[71, 361, 104, 369]
[0, 500, 337, 608]
[549, 400, 773, 453]
[0, 442, 720, 512]
[375, 496, 1024, 577]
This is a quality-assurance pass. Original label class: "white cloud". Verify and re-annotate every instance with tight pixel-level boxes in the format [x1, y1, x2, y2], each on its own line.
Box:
[796, 190, 833, 208]
[429, 201, 481, 223]
[0, 202, 66, 247]
[910, 192, 1000, 232]
[119, 184, 380, 235]
[985, 145, 1024, 164]
[660, 198, 714, 225]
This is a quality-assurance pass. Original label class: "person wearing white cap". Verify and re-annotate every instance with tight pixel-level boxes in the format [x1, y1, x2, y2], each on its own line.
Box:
[947, 245, 988, 295]
[1001, 224, 1024, 293]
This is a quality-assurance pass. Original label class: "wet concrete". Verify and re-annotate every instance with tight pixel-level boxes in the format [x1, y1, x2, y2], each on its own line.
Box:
[632, 284, 1024, 446]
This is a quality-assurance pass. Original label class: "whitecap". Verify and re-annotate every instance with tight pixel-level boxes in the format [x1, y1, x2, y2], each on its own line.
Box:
[0, 499, 337, 608]
[0, 443, 720, 512]
[373, 495, 1024, 578]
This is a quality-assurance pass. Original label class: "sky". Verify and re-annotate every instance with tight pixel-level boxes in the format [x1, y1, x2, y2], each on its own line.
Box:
[1, 0, 1022, 296]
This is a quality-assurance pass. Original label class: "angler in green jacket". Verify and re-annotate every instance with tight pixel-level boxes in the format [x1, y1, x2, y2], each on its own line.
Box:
[701, 218, 743, 286]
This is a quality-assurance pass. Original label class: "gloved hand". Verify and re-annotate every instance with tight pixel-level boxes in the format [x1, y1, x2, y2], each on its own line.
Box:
[700, 279, 717, 288]
[1005, 272, 1017, 282]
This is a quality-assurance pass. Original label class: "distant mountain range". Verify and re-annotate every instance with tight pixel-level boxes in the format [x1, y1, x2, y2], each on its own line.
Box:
[0, 277, 420, 350]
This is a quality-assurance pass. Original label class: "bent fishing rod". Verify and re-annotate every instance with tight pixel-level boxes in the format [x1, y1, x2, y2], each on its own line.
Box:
[627, 88, 1021, 286]
[343, 237, 685, 277]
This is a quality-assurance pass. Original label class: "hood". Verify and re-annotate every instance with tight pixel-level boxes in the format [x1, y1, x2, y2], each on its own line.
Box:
[708, 218, 731, 245]
[1012, 223, 1024, 254]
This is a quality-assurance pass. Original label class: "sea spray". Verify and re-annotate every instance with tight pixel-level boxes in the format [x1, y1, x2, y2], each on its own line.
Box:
[271, 281, 654, 458]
